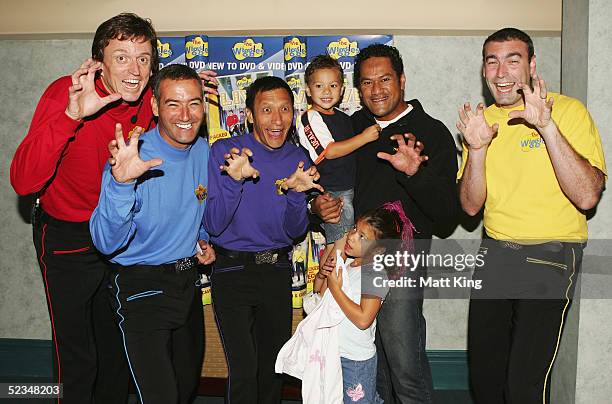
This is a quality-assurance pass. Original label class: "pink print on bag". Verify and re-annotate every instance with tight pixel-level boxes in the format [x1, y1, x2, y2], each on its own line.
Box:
[309, 349, 326, 371]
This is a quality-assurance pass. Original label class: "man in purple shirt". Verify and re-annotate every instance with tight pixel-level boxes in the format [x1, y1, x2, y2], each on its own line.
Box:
[204, 76, 322, 404]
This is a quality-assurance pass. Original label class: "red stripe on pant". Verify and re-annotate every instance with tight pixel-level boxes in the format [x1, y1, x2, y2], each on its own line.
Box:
[39, 223, 62, 404]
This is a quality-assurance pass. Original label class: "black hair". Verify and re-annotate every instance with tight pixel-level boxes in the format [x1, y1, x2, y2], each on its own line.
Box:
[152, 64, 202, 100]
[245, 76, 294, 112]
[482, 27, 534, 61]
[358, 201, 414, 251]
[92, 13, 159, 74]
[305, 54, 344, 84]
[353, 44, 404, 88]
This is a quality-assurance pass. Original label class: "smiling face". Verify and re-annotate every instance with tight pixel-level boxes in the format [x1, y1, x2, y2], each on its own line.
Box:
[151, 78, 204, 149]
[306, 68, 344, 114]
[247, 88, 294, 150]
[100, 38, 153, 103]
[357, 56, 406, 121]
[483, 39, 536, 108]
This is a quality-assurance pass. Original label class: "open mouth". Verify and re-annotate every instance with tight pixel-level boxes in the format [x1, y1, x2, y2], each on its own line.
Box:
[267, 128, 284, 138]
[495, 82, 515, 93]
[176, 122, 193, 130]
[122, 79, 140, 89]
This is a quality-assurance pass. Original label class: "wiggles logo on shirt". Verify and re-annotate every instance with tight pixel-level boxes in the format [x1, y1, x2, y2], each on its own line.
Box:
[157, 40, 173, 59]
[284, 37, 306, 61]
[186, 36, 209, 59]
[520, 131, 546, 152]
[327, 37, 359, 59]
[232, 39, 264, 60]
[195, 185, 207, 203]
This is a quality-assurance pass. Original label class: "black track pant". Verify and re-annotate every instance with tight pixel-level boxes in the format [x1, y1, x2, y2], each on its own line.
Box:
[110, 265, 204, 404]
[211, 253, 292, 404]
[468, 238, 582, 404]
[33, 210, 129, 404]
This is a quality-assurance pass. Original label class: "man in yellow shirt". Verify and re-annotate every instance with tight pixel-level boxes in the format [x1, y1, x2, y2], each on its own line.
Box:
[457, 28, 606, 403]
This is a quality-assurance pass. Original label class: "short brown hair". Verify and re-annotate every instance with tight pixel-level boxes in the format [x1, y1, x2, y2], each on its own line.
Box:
[483, 28, 534, 61]
[91, 13, 159, 74]
[305, 55, 343, 85]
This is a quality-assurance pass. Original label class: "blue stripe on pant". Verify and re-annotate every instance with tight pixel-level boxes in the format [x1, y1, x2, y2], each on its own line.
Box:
[111, 265, 204, 404]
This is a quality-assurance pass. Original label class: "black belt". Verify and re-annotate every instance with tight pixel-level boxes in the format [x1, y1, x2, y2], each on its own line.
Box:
[115, 256, 199, 273]
[484, 233, 584, 253]
[214, 245, 292, 265]
[174, 256, 199, 271]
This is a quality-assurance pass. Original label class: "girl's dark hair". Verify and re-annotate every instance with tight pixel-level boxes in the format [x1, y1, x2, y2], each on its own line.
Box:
[359, 200, 414, 251]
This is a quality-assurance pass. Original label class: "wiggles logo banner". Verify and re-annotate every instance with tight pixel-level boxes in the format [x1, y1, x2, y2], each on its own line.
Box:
[326, 37, 359, 59]
[157, 37, 186, 68]
[185, 35, 209, 71]
[284, 37, 307, 61]
[232, 38, 265, 60]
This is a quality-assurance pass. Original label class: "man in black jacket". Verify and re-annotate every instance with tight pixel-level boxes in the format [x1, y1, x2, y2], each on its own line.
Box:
[312, 44, 459, 403]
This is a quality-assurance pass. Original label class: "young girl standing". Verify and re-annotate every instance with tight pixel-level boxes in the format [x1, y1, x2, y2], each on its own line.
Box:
[315, 201, 414, 404]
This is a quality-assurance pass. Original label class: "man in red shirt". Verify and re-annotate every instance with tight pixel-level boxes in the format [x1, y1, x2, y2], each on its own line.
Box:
[10, 13, 217, 404]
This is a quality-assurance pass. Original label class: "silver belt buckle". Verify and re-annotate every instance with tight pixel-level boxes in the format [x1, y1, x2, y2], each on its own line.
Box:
[255, 250, 278, 265]
[175, 257, 196, 271]
[501, 241, 522, 250]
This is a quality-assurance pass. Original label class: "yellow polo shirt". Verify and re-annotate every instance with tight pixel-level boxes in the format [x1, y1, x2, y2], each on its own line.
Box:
[458, 93, 607, 241]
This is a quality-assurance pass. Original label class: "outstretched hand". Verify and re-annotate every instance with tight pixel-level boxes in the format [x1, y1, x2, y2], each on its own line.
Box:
[456, 102, 498, 150]
[509, 72, 553, 129]
[65, 58, 122, 121]
[282, 161, 324, 193]
[220, 147, 260, 181]
[108, 124, 162, 183]
[377, 133, 428, 176]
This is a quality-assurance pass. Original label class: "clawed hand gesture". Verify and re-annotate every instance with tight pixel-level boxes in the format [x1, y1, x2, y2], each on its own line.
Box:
[108, 124, 162, 183]
[220, 147, 260, 181]
[65, 59, 122, 121]
[457, 102, 498, 150]
[509, 72, 553, 129]
[282, 161, 324, 193]
[377, 133, 428, 176]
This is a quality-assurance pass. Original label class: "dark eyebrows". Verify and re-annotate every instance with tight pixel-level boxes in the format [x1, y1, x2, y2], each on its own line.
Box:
[360, 73, 393, 82]
[506, 52, 523, 59]
[163, 96, 203, 104]
[485, 51, 523, 61]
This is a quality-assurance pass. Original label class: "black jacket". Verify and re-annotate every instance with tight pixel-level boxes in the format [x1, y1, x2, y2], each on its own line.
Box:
[351, 100, 459, 239]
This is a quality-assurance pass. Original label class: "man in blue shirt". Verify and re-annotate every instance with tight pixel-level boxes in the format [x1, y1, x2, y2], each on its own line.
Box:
[90, 64, 214, 404]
